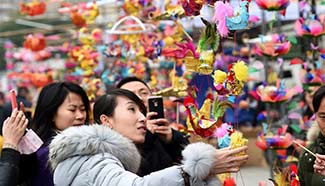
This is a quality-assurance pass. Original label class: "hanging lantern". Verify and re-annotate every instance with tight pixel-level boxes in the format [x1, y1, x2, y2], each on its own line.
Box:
[23, 33, 46, 52]
[294, 15, 325, 38]
[256, 0, 290, 11]
[20, 0, 46, 16]
[254, 34, 291, 57]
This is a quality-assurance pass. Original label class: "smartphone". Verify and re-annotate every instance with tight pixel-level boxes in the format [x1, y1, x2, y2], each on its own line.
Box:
[148, 96, 165, 119]
[10, 89, 18, 110]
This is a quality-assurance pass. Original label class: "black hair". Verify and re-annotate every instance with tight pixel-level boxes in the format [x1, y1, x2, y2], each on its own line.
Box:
[312, 85, 325, 113]
[93, 88, 147, 124]
[116, 76, 150, 89]
[32, 82, 90, 141]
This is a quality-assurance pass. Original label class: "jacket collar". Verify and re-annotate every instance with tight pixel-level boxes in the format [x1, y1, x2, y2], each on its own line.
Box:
[49, 124, 141, 173]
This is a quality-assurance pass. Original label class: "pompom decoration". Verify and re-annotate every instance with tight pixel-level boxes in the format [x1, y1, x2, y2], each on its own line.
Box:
[232, 60, 248, 82]
[255, 0, 290, 11]
[213, 60, 249, 96]
[213, 70, 227, 84]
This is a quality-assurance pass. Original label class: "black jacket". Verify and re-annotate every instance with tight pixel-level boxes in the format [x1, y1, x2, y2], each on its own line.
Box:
[0, 148, 20, 186]
[137, 129, 189, 176]
[298, 132, 325, 186]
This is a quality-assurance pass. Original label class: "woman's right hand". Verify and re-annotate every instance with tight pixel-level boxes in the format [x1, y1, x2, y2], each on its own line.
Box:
[2, 109, 28, 147]
[211, 146, 249, 174]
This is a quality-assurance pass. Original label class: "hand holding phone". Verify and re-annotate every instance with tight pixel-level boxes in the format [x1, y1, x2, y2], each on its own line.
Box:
[148, 96, 165, 119]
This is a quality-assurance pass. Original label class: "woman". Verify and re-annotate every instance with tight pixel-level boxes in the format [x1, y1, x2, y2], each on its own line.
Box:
[0, 109, 28, 186]
[298, 85, 325, 186]
[30, 82, 90, 186]
[117, 77, 189, 176]
[49, 89, 248, 186]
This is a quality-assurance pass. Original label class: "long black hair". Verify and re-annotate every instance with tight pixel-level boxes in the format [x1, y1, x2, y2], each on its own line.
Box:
[32, 82, 90, 142]
[93, 88, 146, 124]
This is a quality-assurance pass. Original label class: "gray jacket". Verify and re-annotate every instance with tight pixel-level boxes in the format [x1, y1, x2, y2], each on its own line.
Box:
[49, 125, 220, 186]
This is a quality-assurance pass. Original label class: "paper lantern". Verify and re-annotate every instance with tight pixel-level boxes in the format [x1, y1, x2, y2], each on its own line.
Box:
[256, 0, 290, 11]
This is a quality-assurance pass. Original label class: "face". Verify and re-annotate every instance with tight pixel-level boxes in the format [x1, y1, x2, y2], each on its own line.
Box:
[103, 96, 146, 144]
[53, 92, 87, 131]
[120, 81, 150, 108]
[316, 97, 325, 136]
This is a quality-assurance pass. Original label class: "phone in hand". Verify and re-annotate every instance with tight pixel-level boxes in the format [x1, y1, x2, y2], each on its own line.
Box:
[10, 89, 18, 110]
[148, 96, 165, 119]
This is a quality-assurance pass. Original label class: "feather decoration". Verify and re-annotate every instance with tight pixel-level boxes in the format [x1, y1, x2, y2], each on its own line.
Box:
[198, 18, 220, 53]
[212, 98, 233, 121]
[212, 1, 234, 37]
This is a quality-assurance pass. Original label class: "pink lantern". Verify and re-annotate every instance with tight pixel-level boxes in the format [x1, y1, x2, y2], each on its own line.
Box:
[294, 15, 325, 38]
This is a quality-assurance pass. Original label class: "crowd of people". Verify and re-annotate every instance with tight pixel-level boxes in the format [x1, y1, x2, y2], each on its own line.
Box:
[0, 78, 248, 186]
[1, 76, 325, 185]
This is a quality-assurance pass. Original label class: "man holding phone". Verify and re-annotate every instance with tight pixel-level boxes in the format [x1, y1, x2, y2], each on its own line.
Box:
[117, 77, 189, 176]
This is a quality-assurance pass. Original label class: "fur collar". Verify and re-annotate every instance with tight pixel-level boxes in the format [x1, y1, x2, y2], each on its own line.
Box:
[49, 124, 141, 173]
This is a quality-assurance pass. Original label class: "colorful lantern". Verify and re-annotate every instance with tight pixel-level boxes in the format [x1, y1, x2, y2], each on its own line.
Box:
[20, 0, 46, 16]
[254, 34, 291, 57]
[23, 33, 46, 52]
[256, 0, 290, 11]
[294, 15, 325, 38]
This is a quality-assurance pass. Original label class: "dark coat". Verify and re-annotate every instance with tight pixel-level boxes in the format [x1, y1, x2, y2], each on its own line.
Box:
[29, 142, 54, 186]
[137, 129, 189, 176]
[0, 148, 20, 186]
[298, 132, 325, 186]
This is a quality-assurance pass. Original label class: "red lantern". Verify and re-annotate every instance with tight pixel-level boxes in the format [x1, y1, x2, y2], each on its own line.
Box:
[23, 34, 46, 52]
[20, 0, 46, 16]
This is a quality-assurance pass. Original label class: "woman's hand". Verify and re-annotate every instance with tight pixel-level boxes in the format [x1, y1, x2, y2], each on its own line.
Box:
[2, 109, 28, 147]
[211, 146, 249, 174]
[314, 154, 325, 175]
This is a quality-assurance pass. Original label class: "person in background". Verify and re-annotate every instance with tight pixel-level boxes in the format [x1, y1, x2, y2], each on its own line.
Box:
[0, 109, 28, 186]
[0, 91, 6, 115]
[298, 85, 325, 186]
[29, 82, 90, 186]
[49, 88, 249, 186]
[0, 86, 32, 134]
[116, 77, 189, 176]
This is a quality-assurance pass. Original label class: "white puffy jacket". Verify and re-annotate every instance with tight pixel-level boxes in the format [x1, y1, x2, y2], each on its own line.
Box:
[49, 124, 221, 186]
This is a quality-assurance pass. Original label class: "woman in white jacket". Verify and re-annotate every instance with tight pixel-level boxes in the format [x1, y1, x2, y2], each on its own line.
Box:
[49, 89, 248, 186]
